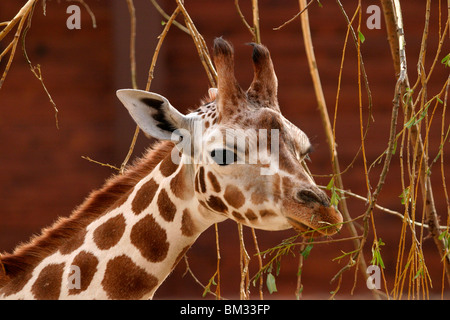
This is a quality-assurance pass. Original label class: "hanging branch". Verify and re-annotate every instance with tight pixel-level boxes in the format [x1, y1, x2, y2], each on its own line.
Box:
[251, 0, 261, 44]
[381, 0, 450, 286]
[150, 0, 190, 34]
[175, 0, 217, 87]
[120, 2, 183, 174]
[298, 0, 379, 298]
[235, 0, 255, 40]
[273, 0, 315, 31]
[119, 0, 140, 174]
[331, 0, 408, 297]
[0, 0, 36, 89]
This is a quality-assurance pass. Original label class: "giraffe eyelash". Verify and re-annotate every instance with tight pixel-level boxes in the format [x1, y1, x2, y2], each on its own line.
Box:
[299, 145, 314, 162]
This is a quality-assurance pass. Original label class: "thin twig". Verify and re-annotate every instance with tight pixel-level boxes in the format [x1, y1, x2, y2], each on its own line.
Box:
[299, 0, 373, 297]
[235, 0, 255, 40]
[183, 255, 224, 299]
[0, 0, 35, 42]
[81, 156, 120, 171]
[273, 0, 315, 31]
[0, 1, 35, 89]
[251, 0, 261, 43]
[126, 0, 137, 90]
[176, 0, 217, 87]
[333, 187, 449, 230]
[296, 243, 305, 300]
[150, 0, 190, 34]
[382, 0, 450, 286]
[120, 0, 140, 174]
[238, 224, 250, 300]
[145, 6, 182, 91]
[250, 227, 264, 300]
[68, 0, 97, 28]
[21, 1, 59, 129]
[214, 223, 222, 299]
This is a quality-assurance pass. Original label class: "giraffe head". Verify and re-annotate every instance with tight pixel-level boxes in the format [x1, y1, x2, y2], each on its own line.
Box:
[117, 38, 343, 237]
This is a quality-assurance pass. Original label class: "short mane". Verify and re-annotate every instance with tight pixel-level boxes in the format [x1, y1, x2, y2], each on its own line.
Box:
[0, 140, 175, 286]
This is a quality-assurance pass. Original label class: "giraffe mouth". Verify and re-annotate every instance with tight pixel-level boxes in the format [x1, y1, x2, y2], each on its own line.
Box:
[286, 216, 340, 238]
[286, 217, 320, 237]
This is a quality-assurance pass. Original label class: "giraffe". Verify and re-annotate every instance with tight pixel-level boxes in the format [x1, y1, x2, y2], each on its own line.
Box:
[0, 38, 343, 300]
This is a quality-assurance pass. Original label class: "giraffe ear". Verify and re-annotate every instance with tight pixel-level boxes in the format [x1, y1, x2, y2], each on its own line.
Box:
[247, 43, 279, 111]
[116, 89, 187, 141]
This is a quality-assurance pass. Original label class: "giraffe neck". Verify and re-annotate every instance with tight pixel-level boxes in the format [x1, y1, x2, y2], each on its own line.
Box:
[0, 141, 221, 299]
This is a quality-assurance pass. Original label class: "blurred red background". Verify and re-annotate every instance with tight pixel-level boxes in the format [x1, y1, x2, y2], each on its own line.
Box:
[0, 0, 449, 299]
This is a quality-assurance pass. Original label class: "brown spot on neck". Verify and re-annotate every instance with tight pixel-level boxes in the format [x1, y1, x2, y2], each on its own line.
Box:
[272, 173, 282, 203]
[31, 263, 65, 300]
[159, 152, 179, 177]
[231, 211, 245, 222]
[130, 215, 169, 263]
[93, 214, 126, 250]
[131, 179, 159, 215]
[245, 209, 258, 221]
[170, 165, 194, 200]
[157, 189, 177, 222]
[251, 188, 268, 205]
[260, 209, 277, 218]
[181, 208, 196, 237]
[207, 171, 221, 193]
[224, 185, 245, 209]
[198, 167, 207, 193]
[68, 251, 99, 295]
[206, 195, 228, 213]
[101, 255, 158, 300]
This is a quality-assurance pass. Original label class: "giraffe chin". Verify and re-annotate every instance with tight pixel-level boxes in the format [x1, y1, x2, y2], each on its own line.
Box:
[286, 217, 318, 237]
[285, 206, 343, 238]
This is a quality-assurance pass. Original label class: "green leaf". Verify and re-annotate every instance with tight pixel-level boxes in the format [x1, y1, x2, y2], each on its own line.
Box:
[371, 239, 386, 269]
[202, 273, 217, 297]
[266, 273, 278, 294]
[301, 243, 314, 260]
[405, 116, 416, 128]
[330, 190, 341, 208]
[391, 140, 398, 155]
[414, 268, 424, 280]
[439, 230, 450, 250]
[326, 177, 334, 190]
[276, 260, 281, 276]
[326, 177, 340, 209]
[358, 31, 366, 43]
[402, 87, 414, 105]
[399, 186, 410, 205]
[332, 249, 359, 262]
[441, 53, 450, 67]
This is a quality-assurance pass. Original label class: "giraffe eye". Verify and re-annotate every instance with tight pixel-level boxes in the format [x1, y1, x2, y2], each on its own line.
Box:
[210, 149, 237, 166]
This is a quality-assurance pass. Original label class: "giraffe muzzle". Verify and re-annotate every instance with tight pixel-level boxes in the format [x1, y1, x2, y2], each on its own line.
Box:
[283, 188, 343, 237]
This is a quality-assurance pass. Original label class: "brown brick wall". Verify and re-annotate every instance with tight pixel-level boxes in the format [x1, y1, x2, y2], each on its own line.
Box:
[0, 1, 448, 299]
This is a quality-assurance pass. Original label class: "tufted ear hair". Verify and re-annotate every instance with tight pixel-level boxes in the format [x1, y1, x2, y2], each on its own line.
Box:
[213, 37, 246, 117]
[247, 43, 279, 111]
[116, 89, 189, 141]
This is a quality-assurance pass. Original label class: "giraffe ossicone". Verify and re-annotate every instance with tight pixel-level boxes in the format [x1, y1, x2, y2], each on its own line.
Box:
[0, 38, 343, 300]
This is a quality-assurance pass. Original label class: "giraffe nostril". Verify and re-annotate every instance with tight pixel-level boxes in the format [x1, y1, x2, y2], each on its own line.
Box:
[297, 190, 319, 203]
[296, 190, 330, 207]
